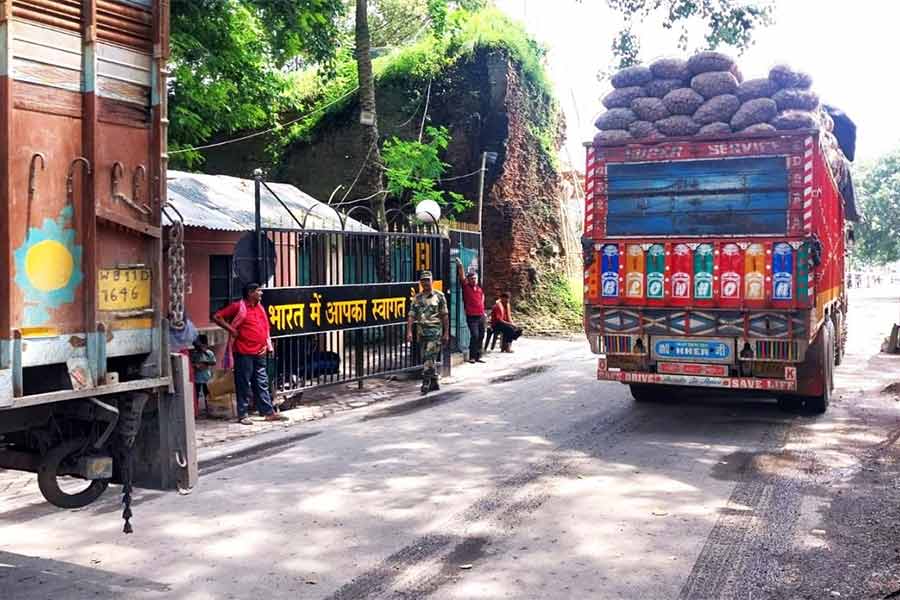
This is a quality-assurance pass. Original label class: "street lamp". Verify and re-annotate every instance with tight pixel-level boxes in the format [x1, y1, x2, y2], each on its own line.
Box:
[415, 199, 441, 228]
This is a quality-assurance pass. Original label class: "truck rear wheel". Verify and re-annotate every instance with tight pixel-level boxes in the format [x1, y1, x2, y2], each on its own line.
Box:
[38, 439, 110, 509]
[803, 320, 835, 415]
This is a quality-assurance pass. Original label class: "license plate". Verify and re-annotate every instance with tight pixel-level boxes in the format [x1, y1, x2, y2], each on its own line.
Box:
[658, 362, 729, 377]
[98, 268, 151, 311]
[652, 337, 734, 364]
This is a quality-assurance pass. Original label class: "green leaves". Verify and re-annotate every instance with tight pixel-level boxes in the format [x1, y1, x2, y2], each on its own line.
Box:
[169, 0, 344, 168]
[854, 148, 900, 266]
[382, 126, 474, 215]
[601, 0, 774, 71]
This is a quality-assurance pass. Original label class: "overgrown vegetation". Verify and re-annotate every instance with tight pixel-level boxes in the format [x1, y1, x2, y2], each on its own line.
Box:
[515, 273, 583, 334]
[277, 7, 558, 149]
[169, 0, 345, 168]
[382, 126, 471, 214]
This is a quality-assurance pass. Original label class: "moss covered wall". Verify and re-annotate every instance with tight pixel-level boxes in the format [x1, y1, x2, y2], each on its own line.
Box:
[199, 48, 582, 332]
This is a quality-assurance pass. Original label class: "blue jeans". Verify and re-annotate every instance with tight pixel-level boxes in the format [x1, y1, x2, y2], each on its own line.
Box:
[233, 353, 275, 418]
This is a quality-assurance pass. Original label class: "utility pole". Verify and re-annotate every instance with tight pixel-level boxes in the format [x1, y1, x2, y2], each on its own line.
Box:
[477, 151, 487, 233]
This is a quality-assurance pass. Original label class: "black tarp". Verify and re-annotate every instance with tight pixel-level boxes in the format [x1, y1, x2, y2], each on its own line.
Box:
[823, 104, 857, 162]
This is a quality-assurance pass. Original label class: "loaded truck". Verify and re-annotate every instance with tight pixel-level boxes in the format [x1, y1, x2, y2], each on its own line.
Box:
[0, 0, 196, 526]
[583, 129, 851, 413]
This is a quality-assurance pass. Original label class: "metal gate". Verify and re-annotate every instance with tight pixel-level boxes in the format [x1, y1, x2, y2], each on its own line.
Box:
[449, 227, 483, 354]
[253, 176, 450, 396]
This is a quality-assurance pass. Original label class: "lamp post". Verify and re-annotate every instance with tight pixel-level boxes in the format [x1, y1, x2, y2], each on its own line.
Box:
[477, 152, 498, 287]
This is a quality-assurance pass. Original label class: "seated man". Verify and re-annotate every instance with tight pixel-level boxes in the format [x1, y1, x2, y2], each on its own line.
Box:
[490, 292, 522, 353]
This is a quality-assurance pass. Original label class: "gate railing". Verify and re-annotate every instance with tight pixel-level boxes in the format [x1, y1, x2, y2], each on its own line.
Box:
[253, 174, 450, 396]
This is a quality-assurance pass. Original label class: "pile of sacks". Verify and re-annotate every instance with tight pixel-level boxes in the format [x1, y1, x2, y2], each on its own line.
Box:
[594, 51, 849, 184]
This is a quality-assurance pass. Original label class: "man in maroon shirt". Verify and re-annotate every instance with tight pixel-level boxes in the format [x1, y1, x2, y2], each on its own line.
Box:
[213, 283, 288, 425]
[456, 257, 486, 363]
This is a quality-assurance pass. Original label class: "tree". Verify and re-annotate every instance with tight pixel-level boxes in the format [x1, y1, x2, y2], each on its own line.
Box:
[354, 0, 387, 226]
[600, 0, 774, 68]
[382, 126, 472, 215]
[853, 148, 900, 266]
[169, 0, 344, 167]
[344, 0, 487, 48]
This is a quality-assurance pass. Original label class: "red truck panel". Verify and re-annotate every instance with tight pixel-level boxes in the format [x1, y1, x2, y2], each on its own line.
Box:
[1, 0, 168, 397]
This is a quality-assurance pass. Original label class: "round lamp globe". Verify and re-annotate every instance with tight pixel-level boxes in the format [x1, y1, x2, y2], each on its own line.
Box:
[415, 200, 441, 224]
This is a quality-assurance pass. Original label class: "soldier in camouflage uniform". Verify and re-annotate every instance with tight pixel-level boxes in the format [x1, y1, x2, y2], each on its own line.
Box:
[406, 270, 449, 394]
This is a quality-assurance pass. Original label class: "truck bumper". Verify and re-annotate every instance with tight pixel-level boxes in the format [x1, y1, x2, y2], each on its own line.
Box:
[597, 358, 798, 391]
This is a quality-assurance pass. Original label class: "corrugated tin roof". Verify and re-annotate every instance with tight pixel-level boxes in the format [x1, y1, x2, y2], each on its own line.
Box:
[164, 171, 373, 232]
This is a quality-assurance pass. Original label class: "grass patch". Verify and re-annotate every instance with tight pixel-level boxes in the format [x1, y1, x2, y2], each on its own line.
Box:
[515, 273, 583, 335]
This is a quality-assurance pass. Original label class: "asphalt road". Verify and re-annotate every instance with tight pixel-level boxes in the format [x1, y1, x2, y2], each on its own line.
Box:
[2, 288, 899, 600]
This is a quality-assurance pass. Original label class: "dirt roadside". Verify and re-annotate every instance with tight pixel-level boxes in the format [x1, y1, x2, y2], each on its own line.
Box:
[680, 287, 900, 600]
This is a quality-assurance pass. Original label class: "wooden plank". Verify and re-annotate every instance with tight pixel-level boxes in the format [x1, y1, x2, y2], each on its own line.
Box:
[4, 376, 169, 409]
[98, 40, 151, 73]
[607, 211, 788, 237]
[98, 95, 149, 127]
[607, 157, 788, 195]
[13, 19, 81, 53]
[13, 79, 82, 117]
[82, 0, 100, 371]
[98, 75, 148, 105]
[608, 191, 789, 216]
[12, 60, 80, 91]
[0, 2, 11, 350]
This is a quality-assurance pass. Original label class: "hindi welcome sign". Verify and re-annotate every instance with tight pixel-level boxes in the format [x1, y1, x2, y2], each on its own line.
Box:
[263, 283, 431, 337]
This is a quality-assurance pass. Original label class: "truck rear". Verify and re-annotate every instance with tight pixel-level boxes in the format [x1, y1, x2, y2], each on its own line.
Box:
[0, 0, 195, 524]
[583, 131, 847, 413]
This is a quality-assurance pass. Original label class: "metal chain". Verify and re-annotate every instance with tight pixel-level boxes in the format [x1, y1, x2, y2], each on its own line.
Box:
[121, 447, 134, 534]
[168, 217, 185, 329]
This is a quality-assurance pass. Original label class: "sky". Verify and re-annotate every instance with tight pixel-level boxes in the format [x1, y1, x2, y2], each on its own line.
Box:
[493, 0, 900, 169]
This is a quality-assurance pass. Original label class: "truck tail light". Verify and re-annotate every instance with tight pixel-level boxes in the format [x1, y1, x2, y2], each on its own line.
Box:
[772, 242, 794, 301]
[694, 243, 714, 300]
[601, 243, 620, 298]
[624, 244, 645, 298]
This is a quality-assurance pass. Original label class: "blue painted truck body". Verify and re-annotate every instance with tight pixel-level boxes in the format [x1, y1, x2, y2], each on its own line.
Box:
[606, 156, 789, 237]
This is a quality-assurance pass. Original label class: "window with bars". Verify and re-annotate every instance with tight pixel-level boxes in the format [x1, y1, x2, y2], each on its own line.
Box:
[210, 255, 242, 315]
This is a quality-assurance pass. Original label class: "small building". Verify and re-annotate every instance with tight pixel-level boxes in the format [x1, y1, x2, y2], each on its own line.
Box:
[163, 170, 372, 350]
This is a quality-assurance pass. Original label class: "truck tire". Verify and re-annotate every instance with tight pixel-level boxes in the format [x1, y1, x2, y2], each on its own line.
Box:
[630, 384, 666, 403]
[38, 439, 110, 509]
[832, 311, 844, 366]
[804, 320, 835, 415]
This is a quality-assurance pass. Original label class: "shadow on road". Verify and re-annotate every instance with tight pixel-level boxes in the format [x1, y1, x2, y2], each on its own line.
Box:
[0, 550, 170, 600]
[361, 390, 466, 421]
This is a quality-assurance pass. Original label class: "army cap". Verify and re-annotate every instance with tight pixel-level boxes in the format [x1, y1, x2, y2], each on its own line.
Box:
[419, 270, 433, 281]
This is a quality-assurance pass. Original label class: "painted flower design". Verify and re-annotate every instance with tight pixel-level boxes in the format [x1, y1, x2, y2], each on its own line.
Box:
[14, 206, 83, 325]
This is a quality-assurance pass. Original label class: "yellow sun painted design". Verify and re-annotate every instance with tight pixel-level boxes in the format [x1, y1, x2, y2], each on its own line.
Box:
[24, 240, 75, 292]
[14, 206, 83, 325]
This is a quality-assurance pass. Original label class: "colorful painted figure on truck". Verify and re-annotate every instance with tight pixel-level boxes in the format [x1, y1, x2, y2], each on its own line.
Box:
[13, 206, 83, 327]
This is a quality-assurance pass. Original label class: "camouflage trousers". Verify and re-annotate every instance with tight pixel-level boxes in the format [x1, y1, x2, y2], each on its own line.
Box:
[419, 334, 443, 382]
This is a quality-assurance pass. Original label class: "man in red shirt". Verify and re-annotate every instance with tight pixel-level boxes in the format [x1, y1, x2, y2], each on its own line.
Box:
[456, 257, 486, 363]
[213, 283, 288, 425]
[490, 292, 522, 353]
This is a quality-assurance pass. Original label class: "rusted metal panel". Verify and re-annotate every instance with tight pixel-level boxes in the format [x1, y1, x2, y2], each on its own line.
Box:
[9, 108, 84, 334]
[0, 0, 166, 399]
[13, 80, 82, 117]
[19, 326, 153, 367]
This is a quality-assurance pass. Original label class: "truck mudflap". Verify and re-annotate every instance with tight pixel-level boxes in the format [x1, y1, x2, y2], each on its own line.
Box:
[597, 358, 798, 391]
